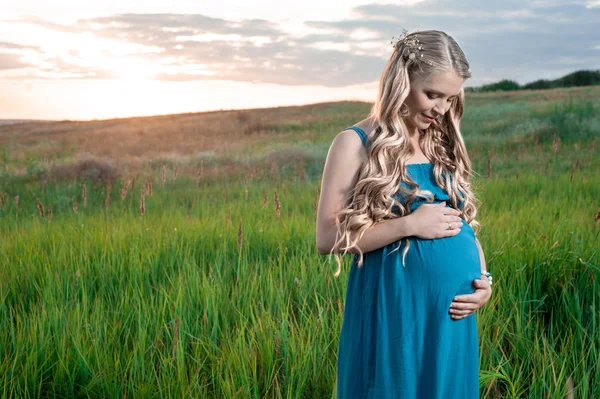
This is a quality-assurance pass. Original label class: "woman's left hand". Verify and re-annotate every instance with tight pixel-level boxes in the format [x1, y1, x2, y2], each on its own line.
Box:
[448, 276, 492, 320]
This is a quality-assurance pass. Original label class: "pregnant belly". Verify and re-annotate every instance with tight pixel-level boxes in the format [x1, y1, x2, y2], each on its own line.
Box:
[400, 220, 481, 302]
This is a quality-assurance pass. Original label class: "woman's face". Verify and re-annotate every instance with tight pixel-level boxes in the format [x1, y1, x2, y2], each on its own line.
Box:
[403, 70, 465, 134]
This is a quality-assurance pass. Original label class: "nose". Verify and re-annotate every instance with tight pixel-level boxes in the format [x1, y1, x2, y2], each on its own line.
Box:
[432, 100, 448, 118]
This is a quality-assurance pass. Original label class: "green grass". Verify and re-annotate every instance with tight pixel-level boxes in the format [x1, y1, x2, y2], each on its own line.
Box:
[1, 89, 599, 397]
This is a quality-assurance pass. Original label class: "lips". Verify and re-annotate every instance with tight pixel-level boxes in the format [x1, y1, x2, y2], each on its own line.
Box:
[422, 114, 436, 122]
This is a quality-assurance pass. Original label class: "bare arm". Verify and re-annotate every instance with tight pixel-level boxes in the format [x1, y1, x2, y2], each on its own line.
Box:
[316, 130, 406, 254]
[315, 130, 462, 255]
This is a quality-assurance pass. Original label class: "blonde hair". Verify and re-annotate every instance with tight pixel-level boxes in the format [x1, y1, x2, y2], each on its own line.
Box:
[331, 29, 481, 277]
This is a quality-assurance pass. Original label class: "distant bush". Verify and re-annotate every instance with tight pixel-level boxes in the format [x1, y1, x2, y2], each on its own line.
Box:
[45, 155, 120, 184]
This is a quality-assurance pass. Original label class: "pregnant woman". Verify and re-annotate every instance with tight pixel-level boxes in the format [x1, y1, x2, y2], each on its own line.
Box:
[316, 30, 493, 398]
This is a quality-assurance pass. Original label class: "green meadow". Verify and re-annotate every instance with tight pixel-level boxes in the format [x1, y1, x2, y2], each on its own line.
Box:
[0, 86, 599, 398]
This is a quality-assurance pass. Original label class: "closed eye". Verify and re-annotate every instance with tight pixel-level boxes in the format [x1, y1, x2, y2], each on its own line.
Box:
[427, 92, 455, 102]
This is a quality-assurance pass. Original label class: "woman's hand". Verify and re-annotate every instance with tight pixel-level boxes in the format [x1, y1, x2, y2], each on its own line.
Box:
[407, 201, 463, 239]
[448, 275, 493, 320]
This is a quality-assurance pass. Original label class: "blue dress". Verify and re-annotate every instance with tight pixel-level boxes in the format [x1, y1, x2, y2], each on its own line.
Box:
[336, 126, 481, 399]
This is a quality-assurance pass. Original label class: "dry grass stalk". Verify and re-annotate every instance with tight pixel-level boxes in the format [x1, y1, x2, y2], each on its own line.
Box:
[274, 189, 281, 220]
[250, 164, 257, 180]
[263, 192, 268, 207]
[544, 160, 549, 175]
[36, 198, 45, 217]
[82, 183, 87, 207]
[570, 165, 575, 183]
[15, 195, 21, 212]
[41, 180, 46, 194]
[130, 177, 135, 198]
[146, 179, 153, 196]
[575, 156, 580, 169]
[0, 193, 5, 210]
[487, 151, 492, 178]
[172, 165, 178, 181]
[515, 172, 519, 180]
[566, 375, 573, 399]
[161, 164, 166, 187]
[237, 218, 243, 251]
[222, 188, 227, 202]
[227, 208, 231, 223]
[105, 181, 112, 210]
[121, 175, 131, 200]
[273, 332, 280, 359]
[313, 187, 319, 214]
[552, 134, 560, 153]
[245, 187, 248, 201]
[171, 315, 180, 361]
[47, 205, 52, 221]
[73, 196, 78, 214]
[196, 162, 202, 188]
[139, 187, 146, 216]
[594, 208, 600, 223]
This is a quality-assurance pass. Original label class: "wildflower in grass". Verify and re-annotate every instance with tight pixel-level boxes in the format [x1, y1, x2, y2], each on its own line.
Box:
[73, 196, 78, 214]
[36, 198, 45, 217]
[552, 134, 560, 153]
[146, 179, 153, 196]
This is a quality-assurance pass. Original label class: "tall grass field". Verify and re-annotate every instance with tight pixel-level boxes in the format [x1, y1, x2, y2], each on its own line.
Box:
[1, 86, 599, 398]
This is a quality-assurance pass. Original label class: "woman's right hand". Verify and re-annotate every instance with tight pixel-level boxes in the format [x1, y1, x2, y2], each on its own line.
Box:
[406, 201, 463, 239]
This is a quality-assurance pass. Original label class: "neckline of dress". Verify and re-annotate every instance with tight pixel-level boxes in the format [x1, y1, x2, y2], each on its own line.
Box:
[406, 162, 432, 166]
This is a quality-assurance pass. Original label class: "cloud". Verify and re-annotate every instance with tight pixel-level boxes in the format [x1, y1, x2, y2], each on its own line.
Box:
[1, 1, 599, 87]
[0, 53, 29, 70]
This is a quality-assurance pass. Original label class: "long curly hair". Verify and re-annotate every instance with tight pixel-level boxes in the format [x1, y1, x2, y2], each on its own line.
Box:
[330, 29, 481, 277]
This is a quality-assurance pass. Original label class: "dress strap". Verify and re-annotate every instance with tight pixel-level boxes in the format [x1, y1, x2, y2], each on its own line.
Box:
[343, 126, 368, 147]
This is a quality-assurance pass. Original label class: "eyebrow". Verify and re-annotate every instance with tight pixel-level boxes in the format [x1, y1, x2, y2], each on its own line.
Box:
[424, 88, 460, 98]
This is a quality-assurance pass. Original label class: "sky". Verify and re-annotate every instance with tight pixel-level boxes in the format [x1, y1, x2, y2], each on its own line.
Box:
[1, 0, 599, 120]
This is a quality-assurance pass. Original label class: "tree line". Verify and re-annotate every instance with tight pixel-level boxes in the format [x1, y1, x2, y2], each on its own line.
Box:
[465, 70, 600, 93]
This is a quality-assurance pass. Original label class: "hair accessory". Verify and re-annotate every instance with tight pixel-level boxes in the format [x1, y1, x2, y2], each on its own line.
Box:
[390, 29, 433, 66]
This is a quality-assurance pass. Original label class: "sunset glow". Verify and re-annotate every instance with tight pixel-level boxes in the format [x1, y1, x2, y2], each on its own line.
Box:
[1, 0, 599, 120]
